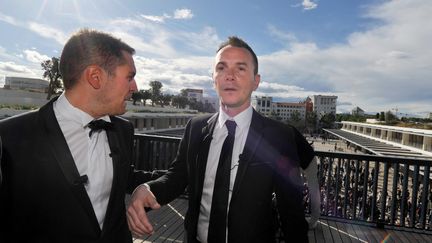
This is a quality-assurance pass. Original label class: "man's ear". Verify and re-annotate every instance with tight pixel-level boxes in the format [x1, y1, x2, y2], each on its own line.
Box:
[85, 65, 102, 89]
[253, 74, 261, 91]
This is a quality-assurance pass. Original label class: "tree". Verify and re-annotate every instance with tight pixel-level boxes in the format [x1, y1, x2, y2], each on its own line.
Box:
[160, 94, 172, 107]
[306, 111, 318, 133]
[149, 80, 163, 106]
[140, 89, 151, 106]
[41, 57, 63, 100]
[131, 91, 142, 105]
[320, 113, 336, 129]
[385, 111, 398, 124]
[172, 95, 189, 109]
[379, 112, 385, 121]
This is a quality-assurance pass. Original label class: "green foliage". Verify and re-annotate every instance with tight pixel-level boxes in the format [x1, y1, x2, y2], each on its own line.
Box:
[0, 104, 39, 110]
[149, 80, 163, 106]
[41, 57, 63, 100]
[172, 95, 189, 109]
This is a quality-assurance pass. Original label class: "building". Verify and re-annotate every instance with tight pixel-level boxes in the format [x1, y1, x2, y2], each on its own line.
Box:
[252, 96, 306, 121]
[4, 76, 48, 93]
[184, 88, 219, 111]
[122, 112, 195, 132]
[340, 121, 432, 156]
[273, 102, 306, 121]
[312, 95, 337, 118]
[352, 106, 365, 116]
[304, 97, 313, 113]
[251, 96, 273, 117]
[184, 89, 203, 102]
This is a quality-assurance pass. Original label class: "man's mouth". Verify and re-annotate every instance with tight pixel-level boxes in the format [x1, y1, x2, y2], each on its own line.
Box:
[224, 87, 236, 91]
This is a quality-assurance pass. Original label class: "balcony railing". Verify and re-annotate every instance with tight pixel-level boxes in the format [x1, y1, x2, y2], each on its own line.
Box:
[133, 133, 432, 232]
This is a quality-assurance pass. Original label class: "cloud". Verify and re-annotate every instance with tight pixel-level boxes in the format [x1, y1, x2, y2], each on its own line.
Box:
[133, 55, 213, 94]
[108, 16, 219, 57]
[0, 12, 67, 45]
[173, 8, 194, 19]
[0, 12, 17, 25]
[0, 61, 40, 77]
[23, 49, 50, 63]
[139, 8, 194, 23]
[258, 0, 432, 116]
[27, 22, 68, 44]
[302, 0, 318, 10]
[141, 14, 168, 23]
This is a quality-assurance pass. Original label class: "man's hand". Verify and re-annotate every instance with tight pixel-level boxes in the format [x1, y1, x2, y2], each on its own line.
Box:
[127, 184, 161, 237]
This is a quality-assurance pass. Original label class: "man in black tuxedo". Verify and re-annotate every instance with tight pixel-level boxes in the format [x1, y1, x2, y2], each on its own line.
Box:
[0, 29, 159, 243]
[127, 36, 314, 243]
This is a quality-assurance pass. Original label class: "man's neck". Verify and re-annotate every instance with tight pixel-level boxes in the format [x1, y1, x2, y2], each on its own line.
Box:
[220, 102, 251, 117]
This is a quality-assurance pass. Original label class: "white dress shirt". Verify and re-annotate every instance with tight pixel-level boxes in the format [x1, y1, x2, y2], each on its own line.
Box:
[53, 93, 113, 229]
[197, 105, 253, 243]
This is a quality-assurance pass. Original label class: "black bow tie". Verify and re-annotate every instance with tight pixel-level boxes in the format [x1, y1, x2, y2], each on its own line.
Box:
[87, 119, 114, 137]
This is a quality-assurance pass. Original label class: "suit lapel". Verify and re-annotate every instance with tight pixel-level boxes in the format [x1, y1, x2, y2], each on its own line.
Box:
[102, 123, 126, 233]
[231, 110, 265, 199]
[39, 99, 101, 233]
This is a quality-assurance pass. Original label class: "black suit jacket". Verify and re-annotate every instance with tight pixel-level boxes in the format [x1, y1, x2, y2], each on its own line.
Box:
[148, 110, 314, 243]
[0, 98, 157, 243]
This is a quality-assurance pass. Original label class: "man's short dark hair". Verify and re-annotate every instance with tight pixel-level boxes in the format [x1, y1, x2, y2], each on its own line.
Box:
[217, 36, 258, 75]
[59, 29, 135, 90]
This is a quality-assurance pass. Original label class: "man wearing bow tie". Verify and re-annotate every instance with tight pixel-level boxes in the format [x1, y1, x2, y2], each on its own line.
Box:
[127, 36, 314, 243]
[0, 29, 159, 243]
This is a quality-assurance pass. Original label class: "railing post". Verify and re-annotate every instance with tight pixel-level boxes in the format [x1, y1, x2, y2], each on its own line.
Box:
[419, 165, 430, 229]
[370, 161, 380, 223]
[380, 161, 389, 223]
[409, 165, 420, 228]
[390, 163, 399, 225]
[400, 163, 410, 226]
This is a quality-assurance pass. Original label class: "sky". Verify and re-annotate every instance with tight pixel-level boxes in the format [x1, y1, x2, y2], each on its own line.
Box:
[0, 0, 431, 117]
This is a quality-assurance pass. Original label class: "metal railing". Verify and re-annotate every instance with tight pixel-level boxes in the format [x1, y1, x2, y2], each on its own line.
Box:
[133, 134, 432, 232]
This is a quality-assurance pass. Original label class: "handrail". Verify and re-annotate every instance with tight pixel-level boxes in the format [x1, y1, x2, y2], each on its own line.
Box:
[133, 133, 432, 232]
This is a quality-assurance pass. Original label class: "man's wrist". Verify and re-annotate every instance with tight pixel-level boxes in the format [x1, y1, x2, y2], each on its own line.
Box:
[132, 183, 151, 196]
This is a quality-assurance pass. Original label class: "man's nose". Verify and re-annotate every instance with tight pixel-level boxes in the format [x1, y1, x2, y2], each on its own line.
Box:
[130, 80, 138, 92]
[225, 68, 235, 80]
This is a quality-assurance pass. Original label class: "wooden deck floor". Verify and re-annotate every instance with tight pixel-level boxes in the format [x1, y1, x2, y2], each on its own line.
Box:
[132, 198, 432, 243]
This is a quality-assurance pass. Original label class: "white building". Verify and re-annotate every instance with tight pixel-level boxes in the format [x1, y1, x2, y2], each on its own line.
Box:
[340, 121, 432, 156]
[252, 96, 306, 121]
[312, 95, 337, 118]
[184, 88, 203, 101]
[252, 96, 273, 116]
[352, 106, 365, 116]
[4, 76, 48, 93]
[273, 102, 306, 121]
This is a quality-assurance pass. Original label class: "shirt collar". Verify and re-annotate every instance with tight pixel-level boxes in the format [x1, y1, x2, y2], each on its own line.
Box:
[55, 92, 111, 128]
[217, 105, 253, 130]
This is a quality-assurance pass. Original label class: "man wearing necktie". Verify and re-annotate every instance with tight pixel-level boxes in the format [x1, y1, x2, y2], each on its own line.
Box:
[0, 29, 161, 242]
[127, 36, 314, 243]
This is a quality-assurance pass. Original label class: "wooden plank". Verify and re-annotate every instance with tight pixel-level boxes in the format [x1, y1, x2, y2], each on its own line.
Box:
[309, 221, 324, 243]
[343, 222, 365, 243]
[320, 219, 335, 243]
[327, 220, 344, 243]
[390, 229, 412, 243]
[335, 221, 352, 243]
[132, 197, 432, 243]
[356, 224, 378, 243]
[350, 224, 368, 243]
[145, 200, 186, 242]
[157, 201, 188, 242]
